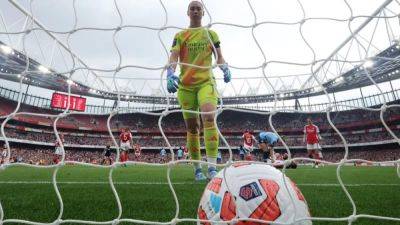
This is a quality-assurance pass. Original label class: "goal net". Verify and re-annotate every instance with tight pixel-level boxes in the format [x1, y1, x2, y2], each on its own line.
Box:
[0, 0, 399, 224]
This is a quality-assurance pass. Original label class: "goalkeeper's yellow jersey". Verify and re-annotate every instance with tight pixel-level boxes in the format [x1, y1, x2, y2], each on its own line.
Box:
[171, 28, 220, 88]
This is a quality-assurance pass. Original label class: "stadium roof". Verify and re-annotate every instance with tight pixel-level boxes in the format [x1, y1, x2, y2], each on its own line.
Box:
[0, 41, 399, 105]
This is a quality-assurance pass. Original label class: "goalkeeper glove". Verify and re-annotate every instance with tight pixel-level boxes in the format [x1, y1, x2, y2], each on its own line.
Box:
[219, 63, 231, 83]
[166, 67, 179, 93]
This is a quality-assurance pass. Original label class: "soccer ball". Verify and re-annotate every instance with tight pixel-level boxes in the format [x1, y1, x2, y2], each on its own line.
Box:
[198, 163, 312, 225]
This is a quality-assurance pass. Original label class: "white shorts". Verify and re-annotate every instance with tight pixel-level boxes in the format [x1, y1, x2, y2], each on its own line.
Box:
[120, 142, 131, 151]
[307, 143, 321, 150]
[243, 143, 254, 153]
[54, 147, 63, 155]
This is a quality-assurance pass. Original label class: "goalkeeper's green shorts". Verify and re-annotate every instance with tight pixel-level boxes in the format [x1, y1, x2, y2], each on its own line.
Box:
[177, 81, 219, 120]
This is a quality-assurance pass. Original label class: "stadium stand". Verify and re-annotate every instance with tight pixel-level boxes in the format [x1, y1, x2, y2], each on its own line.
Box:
[1, 96, 399, 165]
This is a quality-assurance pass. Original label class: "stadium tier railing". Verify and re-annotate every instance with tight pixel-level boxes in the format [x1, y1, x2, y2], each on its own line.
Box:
[0, 85, 399, 114]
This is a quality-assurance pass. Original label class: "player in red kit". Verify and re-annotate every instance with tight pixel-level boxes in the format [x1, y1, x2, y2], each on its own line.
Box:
[303, 118, 323, 168]
[183, 146, 189, 160]
[53, 133, 65, 164]
[242, 129, 257, 161]
[134, 143, 141, 161]
[119, 128, 132, 166]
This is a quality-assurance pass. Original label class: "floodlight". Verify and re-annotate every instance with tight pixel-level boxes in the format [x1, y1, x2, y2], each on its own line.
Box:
[38, 65, 50, 74]
[0, 45, 12, 54]
[363, 60, 374, 68]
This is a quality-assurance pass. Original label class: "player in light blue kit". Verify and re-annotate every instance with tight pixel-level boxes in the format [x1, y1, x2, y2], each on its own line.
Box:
[160, 148, 167, 163]
[177, 147, 183, 160]
[257, 131, 279, 163]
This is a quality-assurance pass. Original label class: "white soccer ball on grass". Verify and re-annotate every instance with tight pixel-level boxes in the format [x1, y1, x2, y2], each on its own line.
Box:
[198, 163, 312, 225]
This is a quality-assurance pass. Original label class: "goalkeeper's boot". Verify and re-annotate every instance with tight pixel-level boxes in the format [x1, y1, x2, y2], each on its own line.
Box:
[207, 167, 218, 180]
[195, 168, 207, 181]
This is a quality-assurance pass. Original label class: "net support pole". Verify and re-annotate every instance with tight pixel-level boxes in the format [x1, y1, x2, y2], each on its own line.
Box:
[22, 83, 30, 104]
[332, 92, 338, 111]
[359, 88, 366, 107]
[300, 0, 394, 90]
[389, 80, 396, 100]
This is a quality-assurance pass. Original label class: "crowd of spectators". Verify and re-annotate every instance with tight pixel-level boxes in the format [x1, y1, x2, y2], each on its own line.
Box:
[1, 99, 399, 166]
[2, 96, 399, 134]
[2, 127, 399, 148]
[2, 146, 398, 166]
[111, 106, 400, 132]
[1, 147, 174, 165]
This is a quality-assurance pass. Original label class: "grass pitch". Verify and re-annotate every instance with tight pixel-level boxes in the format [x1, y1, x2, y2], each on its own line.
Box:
[0, 164, 399, 225]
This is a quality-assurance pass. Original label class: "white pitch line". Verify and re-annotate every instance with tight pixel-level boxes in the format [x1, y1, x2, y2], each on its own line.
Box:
[0, 181, 399, 186]
[297, 183, 400, 187]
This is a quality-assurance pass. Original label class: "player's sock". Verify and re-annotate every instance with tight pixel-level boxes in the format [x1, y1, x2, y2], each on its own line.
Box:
[121, 152, 127, 163]
[318, 152, 323, 166]
[125, 152, 129, 162]
[203, 121, 219, 160]
[187, 131, 201, 171]
[313, 152, 320, 166]
[207, 157, 217, 170]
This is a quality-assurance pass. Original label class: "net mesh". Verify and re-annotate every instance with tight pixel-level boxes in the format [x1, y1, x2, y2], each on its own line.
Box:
[0, 0, 400, 224]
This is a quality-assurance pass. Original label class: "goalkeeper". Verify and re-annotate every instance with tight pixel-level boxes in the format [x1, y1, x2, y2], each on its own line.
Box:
[257, 131, 279, 163]
[167, 1, 231, 181]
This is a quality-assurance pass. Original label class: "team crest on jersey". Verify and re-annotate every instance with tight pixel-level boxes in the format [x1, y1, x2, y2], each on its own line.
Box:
[239, 182, 262, 201]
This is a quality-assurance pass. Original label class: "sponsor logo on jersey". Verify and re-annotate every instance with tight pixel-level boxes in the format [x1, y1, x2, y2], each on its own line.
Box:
[207, 135, 218, 142]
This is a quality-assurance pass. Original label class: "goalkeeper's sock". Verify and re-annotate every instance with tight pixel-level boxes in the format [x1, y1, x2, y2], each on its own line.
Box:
[194, 163, 202, 171]
[187, 131, 201, 171]
[207, 157, 217, 170]
[203, 121, 219, 160]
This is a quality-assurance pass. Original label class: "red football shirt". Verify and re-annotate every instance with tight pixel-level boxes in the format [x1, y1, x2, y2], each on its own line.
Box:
[304, 124, 319, 144]
[119, 132, 132, 143]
